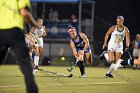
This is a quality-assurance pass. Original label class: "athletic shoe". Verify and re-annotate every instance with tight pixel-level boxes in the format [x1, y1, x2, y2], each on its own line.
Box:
[33, 66, 39, 75]
[105, 73, 114, 78]
[99, 51, 107, 60]
[34, 66, 39, 69]
[33, 69, 38, 75]
[79, 74, 86, 78]
[114, 59, 123, 71]
[133, 67, 136, 70]
[138, 65, 140, 69]
[133, 65, 137, 70]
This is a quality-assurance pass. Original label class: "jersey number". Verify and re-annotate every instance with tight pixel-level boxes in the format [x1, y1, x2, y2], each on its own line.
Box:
[115, 37, 121, 43]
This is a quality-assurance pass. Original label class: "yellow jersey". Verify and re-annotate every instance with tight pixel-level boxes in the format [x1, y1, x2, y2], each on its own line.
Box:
[0, 0, 30, 29]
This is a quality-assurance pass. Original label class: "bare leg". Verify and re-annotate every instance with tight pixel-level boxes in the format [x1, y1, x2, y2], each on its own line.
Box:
[134, 58, 140, 65]
[38, 46, 43, 55]
[114, 52, 122, 64]
[84, 51, 93, 65]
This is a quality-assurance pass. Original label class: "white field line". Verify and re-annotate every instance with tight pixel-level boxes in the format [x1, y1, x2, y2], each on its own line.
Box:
[0, 81, 129, 88]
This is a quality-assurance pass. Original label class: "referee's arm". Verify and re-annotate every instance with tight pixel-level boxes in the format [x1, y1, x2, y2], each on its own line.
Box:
[20, 8, 40, 28]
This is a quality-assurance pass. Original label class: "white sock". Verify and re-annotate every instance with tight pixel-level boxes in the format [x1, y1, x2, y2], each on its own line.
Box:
[138, 65, 140, 69]
[133, 65, 137, 68]
[34, 56, 39, 66]
[104, 53, 109, 62]
[107, 63, 115, 74]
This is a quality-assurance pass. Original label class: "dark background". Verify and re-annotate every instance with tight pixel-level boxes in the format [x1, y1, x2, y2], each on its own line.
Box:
[35, 0, 140, 56]
[95, 0, 140, 39]
[36, 0, 140, 41]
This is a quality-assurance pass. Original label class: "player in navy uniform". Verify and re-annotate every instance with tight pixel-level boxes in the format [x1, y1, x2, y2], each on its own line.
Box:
[68, 25, 93, 78]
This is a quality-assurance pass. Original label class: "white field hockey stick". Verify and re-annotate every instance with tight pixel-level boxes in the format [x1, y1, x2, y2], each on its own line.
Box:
[127, 51, 132, 59]
[38, 68, 73, 77]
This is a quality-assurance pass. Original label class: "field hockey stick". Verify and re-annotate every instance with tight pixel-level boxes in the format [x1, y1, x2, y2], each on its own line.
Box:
[127, 51, 132, 59]
[67, 60, 79, 72]
[32, 33, 41, 45]
[38, 68, 73, 77]
[67, 52, 85, 72]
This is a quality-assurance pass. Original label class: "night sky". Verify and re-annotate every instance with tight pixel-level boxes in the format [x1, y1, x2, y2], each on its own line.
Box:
[95, 0, 140, 38]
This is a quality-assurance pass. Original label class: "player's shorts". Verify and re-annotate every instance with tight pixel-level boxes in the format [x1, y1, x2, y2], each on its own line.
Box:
[108, 42, 123, 54]
[133, 48, 139, 57]
[77, 47, 91, 53]
[36, 38, 43, 47]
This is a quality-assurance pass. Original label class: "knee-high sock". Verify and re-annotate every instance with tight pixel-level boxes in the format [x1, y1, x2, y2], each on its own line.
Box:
[133, 64, 137, 68]
[104, 53, 109, 62]
[121, 59, 134, 65]
[106, 63, 115, 74]
[34, 56, 39, 66]
[77, 61, 85, 75]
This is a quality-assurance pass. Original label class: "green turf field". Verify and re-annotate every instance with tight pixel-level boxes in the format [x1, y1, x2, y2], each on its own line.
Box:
[0, 65, 140, 93]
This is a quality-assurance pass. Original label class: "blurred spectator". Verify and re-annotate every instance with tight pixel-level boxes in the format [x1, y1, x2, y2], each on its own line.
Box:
[41, 13, 45, 21]
[49, 9, 59, 22]
[41, 13, 46, 24]
[70, 14, 78, 23]
[132, 34, 140, 69]
[49, 9, 53, 20]
[70, 14, 78, 30]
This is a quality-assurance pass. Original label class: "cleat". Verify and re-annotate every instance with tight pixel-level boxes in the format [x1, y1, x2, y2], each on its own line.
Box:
[105, 73, 114, 78]
[34, 66, 39, 69]
[33, 66, 39, 75]
[99, 51, 107, 60]
[133, 65, 137, 70]
[133, 67, 136, 70]
[33, 69, 38, 75]
[114, 59, 123, 71]
[79, 74, 86, 78]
